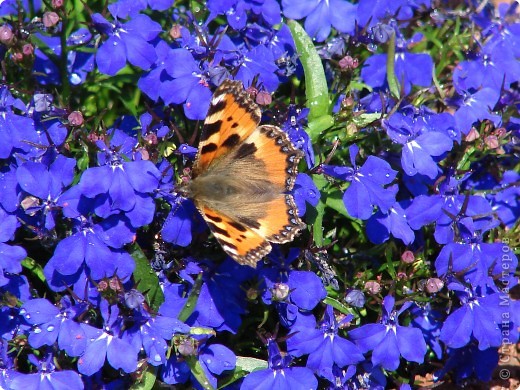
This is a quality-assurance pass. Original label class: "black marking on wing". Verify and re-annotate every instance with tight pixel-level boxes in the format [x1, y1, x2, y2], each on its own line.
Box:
[235, 143, 257, 159]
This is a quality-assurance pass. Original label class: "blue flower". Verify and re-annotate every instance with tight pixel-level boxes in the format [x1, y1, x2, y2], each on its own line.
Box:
[76, 129, 160, 226]
[157, 48, 213, 120]
[434, 345, 499, 383]
[362, 50, 434, 95]
[293, 173, 320, 217]
[383, 109, 453, 179]
[282, 0, 357, 42]
[452, 87, 501, 135]
[366, 198, 415, 245]
[0, 207, 26, 287]
[349, 296, 427, 371]
[241, 338, 318, 389]
[92, 13, 161, 75]
[20, 297, 87, 357]
[356, 0, 430, 28]
[77, 300, 139, 375]
[439, 283, 518, 350]
[287, 306, 364, 381]
[43, 215, 135, 289]
[9, 353, 84, 390]
[208, 0, 281, 29]
[0, 86, 38, 159]
[260, 248, 327, 312]
[282, 106, 315, 168]
[16, 156, 75, 230]
[322, 144, 397, 220]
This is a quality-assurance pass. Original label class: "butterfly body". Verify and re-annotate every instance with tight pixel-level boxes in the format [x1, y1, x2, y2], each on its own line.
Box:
[182, 80, 305, 267]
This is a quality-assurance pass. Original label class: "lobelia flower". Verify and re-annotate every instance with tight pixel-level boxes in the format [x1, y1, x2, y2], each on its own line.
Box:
[439, 281, 518, 350]
[361, 35, 434, 95]
[287, 305, 365, 382]
[76, 128, 160, 227]
[292, 173, 320, 217]
[207, 0, 281, 30]
[92, 12, 161, 75]
[0, 207, 26, 287]
[42, 210, 135, 290]
[9, 352, 84, 390]
[322, 144, 398, 220]
[163, 259, 253, 333]
[434, 344, 499, 384]
[366, 196, 415, 245]
[241, 338, 318, 389]
[356, 0, 431, 28]
[260, 247, 327, 312]
[32, 29, 95, 86]
[0, 86, 38, 159]
[20, 297, 87, 357]
[349, 295, 427, 371]
[282, 0, 357, 42]
[282, 106, 315, 168]
[77, 300, 139, 375]
[149, 47, 212, 120]
[451, 87, 501, 135]
[383, 107, 454, 180]
[16, 155, 76, 231]
[410, 304, 443, 359]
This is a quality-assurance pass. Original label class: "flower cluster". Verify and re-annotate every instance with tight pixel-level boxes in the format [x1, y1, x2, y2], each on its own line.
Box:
[0, 0, 518, 389]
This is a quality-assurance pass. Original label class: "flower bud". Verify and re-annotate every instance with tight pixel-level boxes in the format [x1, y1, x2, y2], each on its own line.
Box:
[271, 283, 290, 301]
[22, 44, 34, 56]
[43, 12, 60, 28]
[365, 280, 381, 295]
[169, 24, 182, 39]
[52, 0, 64, 8]
[68, 111, 84, 126]
[0, 25, 14, 46]
[256, 91, 272, 106]
[425, 278, 444, 294]
[401, 250, 415, 264]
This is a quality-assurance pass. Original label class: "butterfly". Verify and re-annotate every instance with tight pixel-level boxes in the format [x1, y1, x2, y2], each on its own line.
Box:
[180, 79, 305, 267]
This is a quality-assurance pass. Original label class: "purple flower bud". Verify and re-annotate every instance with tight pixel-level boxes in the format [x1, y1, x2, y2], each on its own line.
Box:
[401, 250, 415, 264]
[68, 111, 84, 126]
[271, 283, 290, 301]
[0, 25, 14, 46]
[52, 0, 64, 8]
[365, 281, 381, 294]
[425, 278, 444, 294]
[43, 12, 60, 28]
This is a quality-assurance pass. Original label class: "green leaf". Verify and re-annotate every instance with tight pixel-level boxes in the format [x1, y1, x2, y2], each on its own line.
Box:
[351, 113, 381, 127]
[323, 296, 354, 316]
[129, 366, 157, 390]
[177, 272, 203, 322]
[235, 356, 268, 372]
[325, 189, 348, 217]
[287, 20, 333, 141]
[130, 244, 164, 311]
[386, 31, 401, 100]
[22, 257, 45, 283]
[186, 355, 215, 390]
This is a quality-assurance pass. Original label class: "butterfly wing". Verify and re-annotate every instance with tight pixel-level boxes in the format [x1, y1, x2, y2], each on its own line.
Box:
[199, 205, 272, 267]
[192, 79, 261, 178]
[193, 125, 305, 267]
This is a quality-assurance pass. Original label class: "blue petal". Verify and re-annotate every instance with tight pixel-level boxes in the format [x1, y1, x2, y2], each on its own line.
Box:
[16, 162, 50, 199]
[96, 36, 126, 76]
[124, 33, 156, 70]
[58, 319, 87, 356]
[396, 325, 427, 363]
[107, 336, 138, 373]
[79, 166, 111, 198]
[440, 305, 474, 348]
[22, 298, 60, 323]
[123, 160, 160, 193]
[372, 330, 400, 370]
[288, 271, 326, 310]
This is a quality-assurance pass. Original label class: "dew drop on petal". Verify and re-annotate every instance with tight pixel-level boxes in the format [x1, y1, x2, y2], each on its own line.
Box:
[33, 327, 42, 334]
[46, 325, 55, 332]
[154, 354, 162, 362]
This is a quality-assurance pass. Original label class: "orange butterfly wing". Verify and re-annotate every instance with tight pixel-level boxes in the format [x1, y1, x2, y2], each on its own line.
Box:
[192, 79, 261, 178]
